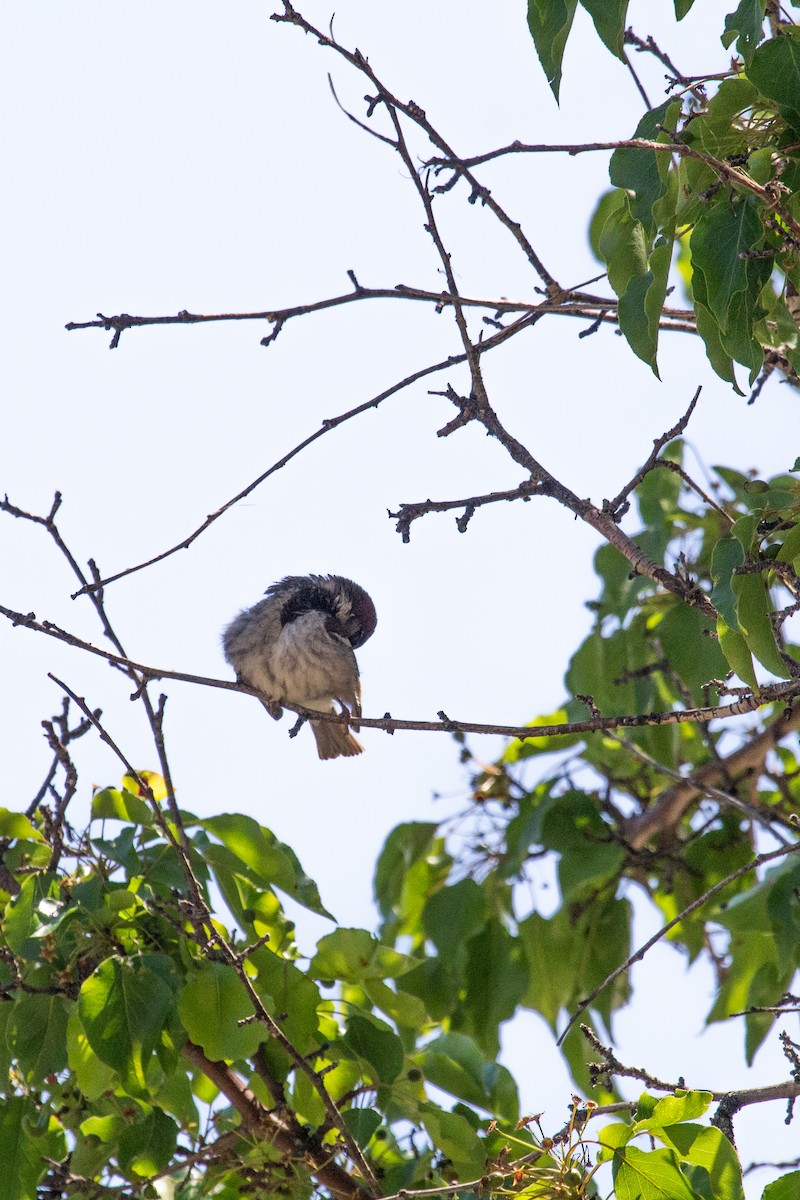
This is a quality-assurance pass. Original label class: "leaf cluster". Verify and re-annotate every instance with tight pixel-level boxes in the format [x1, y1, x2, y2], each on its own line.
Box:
[529, 2, 800, 392]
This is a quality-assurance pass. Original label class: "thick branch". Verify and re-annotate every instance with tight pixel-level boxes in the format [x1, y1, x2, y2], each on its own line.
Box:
[623, 704, 800, 848]
[182, 1042, 371, 1200]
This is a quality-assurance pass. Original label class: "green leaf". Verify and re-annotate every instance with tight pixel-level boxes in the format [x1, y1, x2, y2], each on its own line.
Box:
[519, 909, 579, 1029]
[656, 1123, 745, 1200]
[418, 1104, 484, 1177]
[566, 625, 655, 715]
[691, 199, 764, 329]
[118, 1106, 179, 1178]
[690, 198, 771, 375]
[717, 619, 758, 690]
[684, 78, 758, 163]
[0, 809, 44, 841]
[423, 878, 488, 955]
[592, 542, 651, 618]
[617, 235, 672, 374]
[339, 1012, 404, 1083]
[657, 605, 728, 695]
[612, 1144, 703, 1199]
[462, 918, 528, 1055]
[7, 992, 70, 1084]
[363, 978, 428, 1028]
[580, 896, 632, 1030]
[610, 101, 680, 236]
[580, 0, 628, 59]
[373, 823, 450, 941]
[765, 861, 800, 963]
[3, 878, 55, 959]
[707, 924, 781, 1061]
[731, 513, 758, 550]
[250, 947, 322, 1054]
[91, 787, 154, 825]
[67, 1007, 117, 1100]
[79, 956, 177, 1091]
[200, 814, 331, 917]
[526, 0, 578, 101]
[763, 1171, 800, 1200]
[342, 1107, 381, 1149]
[540, 792, 625, 901]
[777, 520, 800, 571]
[722, 0, 766, 66]
[711, 537, 745, 628]
[732, 572, 787, 676]
[597, 1118, 634, 1157]
[417, 1032, 519, 1123]
[589, 189, 627, 262]
[634, 1090, 713, 1131]
[674, 0, 697, 15]
[694, 302, 742, 391]
[748, 34, 800, 131]
[178, 962, 263, 1061]
[598, 202, 648, 297]
[311, 928, 417, 982]
[0, 1097, 67, 1200]
[399, 956, 460, 1023]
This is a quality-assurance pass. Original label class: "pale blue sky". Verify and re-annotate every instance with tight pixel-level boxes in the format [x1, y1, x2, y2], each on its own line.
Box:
[1, 3, 796, 1192]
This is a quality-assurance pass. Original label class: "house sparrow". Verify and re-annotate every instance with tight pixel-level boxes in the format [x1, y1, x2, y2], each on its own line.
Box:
[222, 575, 377, 759]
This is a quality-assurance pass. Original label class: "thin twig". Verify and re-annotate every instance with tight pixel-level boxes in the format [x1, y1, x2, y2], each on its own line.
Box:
[603, 388, 701, 520]
[61, 312, 538, 597]
[613, 733, 795, 843]
[272, 2, 559, 291]
[558, 837, 800, 1046]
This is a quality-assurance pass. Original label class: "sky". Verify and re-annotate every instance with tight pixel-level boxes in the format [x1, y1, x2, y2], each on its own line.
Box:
[1, 2, 797, 1193]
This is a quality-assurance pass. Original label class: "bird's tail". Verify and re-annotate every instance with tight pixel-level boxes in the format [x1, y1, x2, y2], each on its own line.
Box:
[311, 719, 364, 759]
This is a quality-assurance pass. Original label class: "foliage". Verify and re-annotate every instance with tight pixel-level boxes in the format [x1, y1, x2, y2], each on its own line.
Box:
[2, 445, 799, 1197]
[3, 2, 800, 1200]
[537, 3, 800, 392]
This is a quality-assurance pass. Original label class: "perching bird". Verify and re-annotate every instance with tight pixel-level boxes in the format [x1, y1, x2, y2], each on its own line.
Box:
[222, 574, 377, 760]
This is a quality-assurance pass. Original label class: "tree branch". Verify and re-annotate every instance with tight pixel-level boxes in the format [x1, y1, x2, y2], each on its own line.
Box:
[623, 704, 800, 848]
[271, 1, 560, 292]
[558, 837, 800, 1047]
[3, 598, 799, 741]
[181, 1041, 372, 1200]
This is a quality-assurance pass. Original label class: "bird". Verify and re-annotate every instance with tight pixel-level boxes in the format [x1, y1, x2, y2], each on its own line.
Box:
[222, 574, 377, 759]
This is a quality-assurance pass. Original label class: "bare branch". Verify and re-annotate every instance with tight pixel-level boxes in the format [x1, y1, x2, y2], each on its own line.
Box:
[64, 281, 551, 348]
[582, 1025, 800, 1111]
[612, 731, 798, 843]
[603, 387, 701, 520]
[61, 312, 540, 597]
[390, 478, 544, 541]
[271, 1, 559, 291]
[3, 599, 799, 742]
